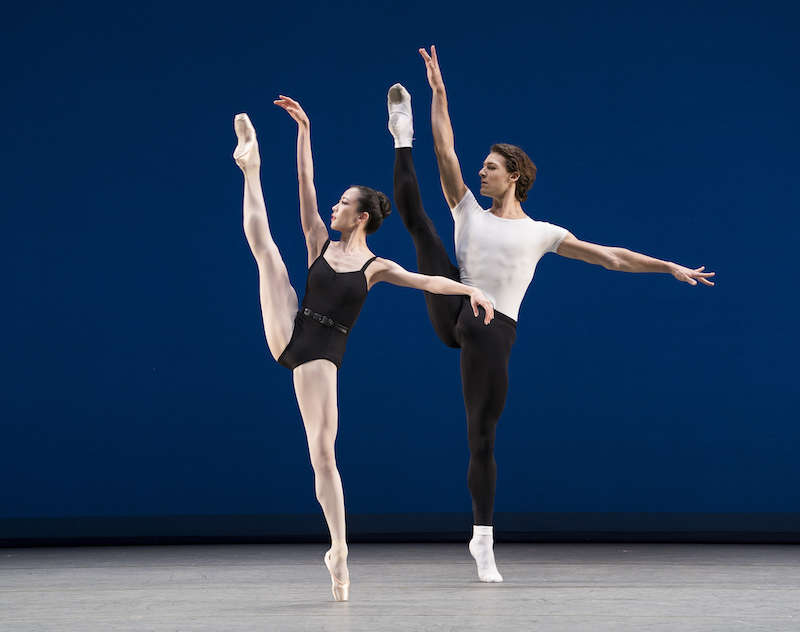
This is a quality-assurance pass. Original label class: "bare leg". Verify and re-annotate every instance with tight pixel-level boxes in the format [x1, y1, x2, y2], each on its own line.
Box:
[235, 116, 346, 598]
[293, 359, 350, 600]
[234, 113, 298, 359]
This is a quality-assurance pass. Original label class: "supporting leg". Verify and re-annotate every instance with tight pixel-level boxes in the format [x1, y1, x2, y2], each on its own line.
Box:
[293, 359, 350, 600]
[461, 335, 509, 527]
[457, 312, 516, 582]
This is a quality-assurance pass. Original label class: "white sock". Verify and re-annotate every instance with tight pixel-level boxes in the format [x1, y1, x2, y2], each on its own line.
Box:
[387, 83, 414, 148]
[469, 525, 503, 583]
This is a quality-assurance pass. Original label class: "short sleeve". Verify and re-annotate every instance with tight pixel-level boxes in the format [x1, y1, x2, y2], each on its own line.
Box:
[544, 223, 569, 253]
[451, 188, 483, 219]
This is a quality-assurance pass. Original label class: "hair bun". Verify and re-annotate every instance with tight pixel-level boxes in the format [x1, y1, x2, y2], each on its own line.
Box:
[377, 191, 393, 218]
[353, 185, 392, 235]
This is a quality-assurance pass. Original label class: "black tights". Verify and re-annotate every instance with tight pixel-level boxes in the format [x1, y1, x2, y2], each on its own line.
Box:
[394, 148, 516, 526]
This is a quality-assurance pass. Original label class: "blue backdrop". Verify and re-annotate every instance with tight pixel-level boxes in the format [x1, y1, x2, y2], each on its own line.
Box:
[1, 0, 798, 539]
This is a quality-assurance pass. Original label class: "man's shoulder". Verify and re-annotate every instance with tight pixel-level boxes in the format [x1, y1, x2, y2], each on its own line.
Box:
[452, 188, 485, 216]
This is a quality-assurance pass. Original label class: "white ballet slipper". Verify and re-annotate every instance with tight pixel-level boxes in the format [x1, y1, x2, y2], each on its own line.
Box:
[469, 525, 503, 583]
[387, 83, 414, 148]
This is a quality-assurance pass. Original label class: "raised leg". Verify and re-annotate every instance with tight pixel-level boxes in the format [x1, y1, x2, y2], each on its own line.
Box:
[393, 147, 463, 348]
[293, 359, 349, 600]
[234, 113, 298, 360]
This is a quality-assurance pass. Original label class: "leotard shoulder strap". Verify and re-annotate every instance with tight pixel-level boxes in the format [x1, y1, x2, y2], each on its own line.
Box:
[319, 239, 331, 256]
[360, 255, 378, 273]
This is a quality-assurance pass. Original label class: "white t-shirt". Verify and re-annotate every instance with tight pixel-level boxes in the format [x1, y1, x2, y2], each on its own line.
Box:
[452, 189, 568, 321]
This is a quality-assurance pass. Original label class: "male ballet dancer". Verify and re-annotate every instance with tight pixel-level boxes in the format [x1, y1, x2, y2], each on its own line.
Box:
[388, 45, 714, 583]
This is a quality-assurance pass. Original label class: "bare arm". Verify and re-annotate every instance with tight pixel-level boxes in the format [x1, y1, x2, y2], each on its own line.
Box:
[274, 96, 329, 264]
[419, 46, 468, 209]
[368, 258, 494, 324]
[556, 233, 715, 286]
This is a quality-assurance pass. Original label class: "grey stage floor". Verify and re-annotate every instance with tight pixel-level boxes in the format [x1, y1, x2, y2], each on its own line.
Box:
[1, 543, 799, 631]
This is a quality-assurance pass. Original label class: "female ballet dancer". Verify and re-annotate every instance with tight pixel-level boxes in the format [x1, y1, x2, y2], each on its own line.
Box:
[234, 95, 494, 601]
[387, 46, 715, 583]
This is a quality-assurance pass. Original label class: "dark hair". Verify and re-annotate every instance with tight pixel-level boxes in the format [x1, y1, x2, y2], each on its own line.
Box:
[490, 143, 537, 202]
[353, 185, 392, 234]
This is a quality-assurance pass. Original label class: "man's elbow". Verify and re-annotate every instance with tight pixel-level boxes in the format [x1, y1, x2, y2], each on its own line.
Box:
[600, 250, 624, 271]
[432, 142, 450, 158]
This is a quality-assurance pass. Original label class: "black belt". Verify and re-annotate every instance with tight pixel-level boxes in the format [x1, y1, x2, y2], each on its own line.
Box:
[302, 308, 349, 334]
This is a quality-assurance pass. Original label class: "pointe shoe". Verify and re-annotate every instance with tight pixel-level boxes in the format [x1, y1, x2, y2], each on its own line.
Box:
[387, 83, 413, 148]
[324, 550, 350, 602]
[233, 113, 260, 172]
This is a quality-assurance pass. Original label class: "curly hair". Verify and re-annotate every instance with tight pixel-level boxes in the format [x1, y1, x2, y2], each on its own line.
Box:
[490, 143, 537, 203]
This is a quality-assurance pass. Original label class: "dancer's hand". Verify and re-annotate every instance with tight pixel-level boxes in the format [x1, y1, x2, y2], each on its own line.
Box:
[671, 264, 715, 286]
[419, 45, 445, 92]
[470, 288, 495, 324]
[274, 95, 310, 127]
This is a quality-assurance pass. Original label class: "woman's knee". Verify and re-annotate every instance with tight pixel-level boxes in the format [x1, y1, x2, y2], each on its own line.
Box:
[309, 444, 337, 475]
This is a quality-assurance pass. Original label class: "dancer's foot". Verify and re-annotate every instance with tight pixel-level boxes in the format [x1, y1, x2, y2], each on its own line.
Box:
[324, 544, 350, 602]
[387, 83, 414, 148]
[233, 113, 260, 173]
[469, 525, 503, 583]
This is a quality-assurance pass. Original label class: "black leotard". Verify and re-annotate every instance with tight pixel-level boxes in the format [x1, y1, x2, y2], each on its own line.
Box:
[278, 239, 377, 371]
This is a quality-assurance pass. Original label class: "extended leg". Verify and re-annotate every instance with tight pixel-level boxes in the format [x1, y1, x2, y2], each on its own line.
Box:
[389, 85, 462, 347]
[293, 359, 349, 601]
[393, 147, 463, 347]
[235, 114, 298, 359]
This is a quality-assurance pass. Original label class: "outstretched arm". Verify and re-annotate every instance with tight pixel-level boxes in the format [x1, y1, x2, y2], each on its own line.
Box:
[419, 46, 468, 209]
[556, 233, 715, 286]
[369, 259, 494, 324]
[274, 95, 329, 264]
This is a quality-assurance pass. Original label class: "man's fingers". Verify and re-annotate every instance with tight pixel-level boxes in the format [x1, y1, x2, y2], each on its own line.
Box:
[690, 267, 715, 286]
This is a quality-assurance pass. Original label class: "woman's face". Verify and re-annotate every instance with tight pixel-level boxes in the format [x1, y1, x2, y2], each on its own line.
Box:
[330, 187, 366, 232]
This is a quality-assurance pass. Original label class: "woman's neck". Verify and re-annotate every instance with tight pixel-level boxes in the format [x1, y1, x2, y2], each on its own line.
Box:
[336, 228, 369, 254]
